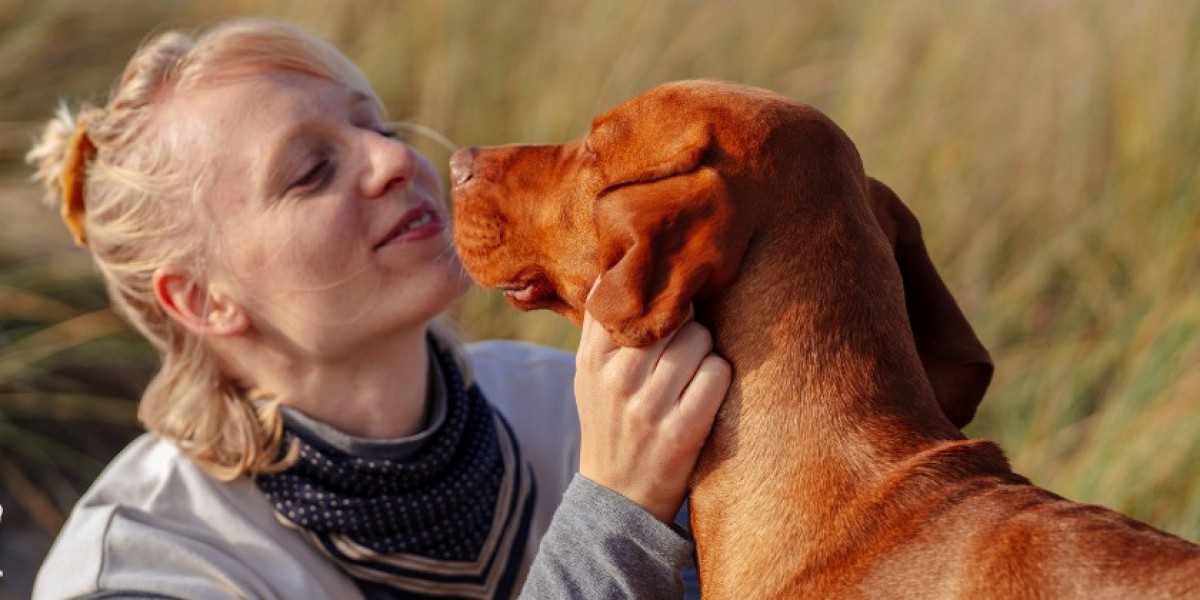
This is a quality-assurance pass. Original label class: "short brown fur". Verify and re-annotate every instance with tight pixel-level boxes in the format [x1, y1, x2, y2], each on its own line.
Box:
[449, 80, 1200, 598]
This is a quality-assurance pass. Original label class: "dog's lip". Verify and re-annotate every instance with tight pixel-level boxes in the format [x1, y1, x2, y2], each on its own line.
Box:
[496, 281, 538, 303]
[496, 281, 532, 293]
[374, 203, 440, 250]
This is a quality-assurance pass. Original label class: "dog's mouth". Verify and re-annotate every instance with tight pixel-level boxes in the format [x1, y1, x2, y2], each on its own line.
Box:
[495, 278, 557, 311]
[498, 283, 535, 302]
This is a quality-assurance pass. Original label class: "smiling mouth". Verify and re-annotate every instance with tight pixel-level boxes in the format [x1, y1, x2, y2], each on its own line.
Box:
[404, 211, 435, 232]
[375, 208, 439, 249]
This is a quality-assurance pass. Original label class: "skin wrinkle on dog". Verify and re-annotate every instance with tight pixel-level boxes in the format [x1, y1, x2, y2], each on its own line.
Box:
[449, 80, 1200, 598]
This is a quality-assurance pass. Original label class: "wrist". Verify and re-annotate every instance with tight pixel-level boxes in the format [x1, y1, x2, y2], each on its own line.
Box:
[577, 471, 682, 524]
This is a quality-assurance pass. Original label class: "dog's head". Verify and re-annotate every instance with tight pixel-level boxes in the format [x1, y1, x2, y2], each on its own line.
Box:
[450, 79, 991, 427]
[450, 80, 783, 345]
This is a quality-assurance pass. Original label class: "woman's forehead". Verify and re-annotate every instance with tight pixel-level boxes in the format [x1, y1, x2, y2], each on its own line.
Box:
[156, 71, 369, 175]
[171, 71, 361, 135]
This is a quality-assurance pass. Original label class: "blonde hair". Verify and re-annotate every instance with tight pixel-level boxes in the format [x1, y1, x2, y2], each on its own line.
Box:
[27, 18, 461, 480]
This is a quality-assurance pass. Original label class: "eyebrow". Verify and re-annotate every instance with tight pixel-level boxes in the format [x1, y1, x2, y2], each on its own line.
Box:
[349, 90, 373, 109]
[261, 129, 313, 202]
[259, 89, 377, 201]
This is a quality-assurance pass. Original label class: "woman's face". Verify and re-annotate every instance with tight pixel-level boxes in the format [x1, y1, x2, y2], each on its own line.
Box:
[161, 70, 470, 360]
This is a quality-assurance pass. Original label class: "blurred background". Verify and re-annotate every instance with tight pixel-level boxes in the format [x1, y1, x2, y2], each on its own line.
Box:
[1, 0, 1198, 596]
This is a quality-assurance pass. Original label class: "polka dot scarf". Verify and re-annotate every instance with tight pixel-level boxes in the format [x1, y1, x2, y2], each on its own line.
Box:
[255, 341, 537, 598]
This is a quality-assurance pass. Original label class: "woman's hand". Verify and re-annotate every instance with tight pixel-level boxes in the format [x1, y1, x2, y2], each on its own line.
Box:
[574, 301, 732, 524]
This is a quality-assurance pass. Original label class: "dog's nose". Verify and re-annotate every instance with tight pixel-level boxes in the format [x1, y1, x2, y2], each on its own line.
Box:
[449, 147, 477, 188]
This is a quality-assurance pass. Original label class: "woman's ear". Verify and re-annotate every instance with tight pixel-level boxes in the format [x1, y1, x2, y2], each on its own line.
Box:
[152, 265, 249, 337]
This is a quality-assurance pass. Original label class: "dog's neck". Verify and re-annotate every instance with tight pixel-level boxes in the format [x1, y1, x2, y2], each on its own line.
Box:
[688, 204, 979, 592]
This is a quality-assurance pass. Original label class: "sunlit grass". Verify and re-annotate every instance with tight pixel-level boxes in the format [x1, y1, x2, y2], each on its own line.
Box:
[0, 251, 149, 534]
[2, 0, 1197, 556]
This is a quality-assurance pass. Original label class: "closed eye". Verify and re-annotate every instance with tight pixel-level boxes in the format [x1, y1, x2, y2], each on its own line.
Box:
[292, 155, 334, 192]
[598, 146, 709, 198]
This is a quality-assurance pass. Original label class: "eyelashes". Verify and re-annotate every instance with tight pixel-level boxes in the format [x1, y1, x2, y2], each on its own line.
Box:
[288, 126, 403, 195]
[293, 156, 334, 191]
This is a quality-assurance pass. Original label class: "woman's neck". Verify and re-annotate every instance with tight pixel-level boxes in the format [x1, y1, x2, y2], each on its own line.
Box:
[223, 325, 433, 439]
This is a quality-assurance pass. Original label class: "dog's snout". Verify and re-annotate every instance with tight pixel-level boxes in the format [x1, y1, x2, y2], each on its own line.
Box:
[449, 147, 477, 188]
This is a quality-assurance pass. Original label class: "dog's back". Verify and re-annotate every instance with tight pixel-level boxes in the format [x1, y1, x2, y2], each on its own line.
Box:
[817, 442, 1200, 598]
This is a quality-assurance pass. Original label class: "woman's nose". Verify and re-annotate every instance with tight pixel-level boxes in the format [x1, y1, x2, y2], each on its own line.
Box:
[362, 132, 417, 199]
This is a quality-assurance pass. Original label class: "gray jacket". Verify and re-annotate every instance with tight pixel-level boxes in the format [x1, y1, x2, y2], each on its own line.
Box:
[33, 341, 694, 599]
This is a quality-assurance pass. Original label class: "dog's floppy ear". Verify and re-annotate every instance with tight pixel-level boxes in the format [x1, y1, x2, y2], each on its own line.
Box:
[586, 126, 746, 347]
[868, 178, 993, 428]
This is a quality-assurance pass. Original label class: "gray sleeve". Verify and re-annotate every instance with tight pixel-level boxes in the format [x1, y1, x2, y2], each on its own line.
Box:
[520, 475, 693, 599]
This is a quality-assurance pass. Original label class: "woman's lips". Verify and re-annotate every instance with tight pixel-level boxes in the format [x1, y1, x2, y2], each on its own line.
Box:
[375, 205, 444, 249]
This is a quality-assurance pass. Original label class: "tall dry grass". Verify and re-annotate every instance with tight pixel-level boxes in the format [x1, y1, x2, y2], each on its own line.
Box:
[1, 0, 1198, 589]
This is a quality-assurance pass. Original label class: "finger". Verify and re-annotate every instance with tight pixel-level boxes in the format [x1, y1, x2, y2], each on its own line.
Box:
[609, 302, 703, 389]
[675, 353, 732, 429]
[579, 278, 618, 357]
[654, 303, 698, 368]
[577, 278, 600, 349]
[578, 306, 600, 352]
[650, 321, 715, 396]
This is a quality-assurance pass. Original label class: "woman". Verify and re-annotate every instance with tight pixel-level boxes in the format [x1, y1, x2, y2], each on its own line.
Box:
[27, 17, 729, 599]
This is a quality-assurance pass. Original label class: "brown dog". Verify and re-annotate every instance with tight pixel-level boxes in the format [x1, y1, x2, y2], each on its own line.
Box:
[449, 80, 1200, 598]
